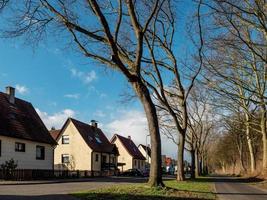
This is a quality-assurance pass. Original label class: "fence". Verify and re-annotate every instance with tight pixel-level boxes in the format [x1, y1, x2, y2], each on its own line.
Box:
[0, 169, 117, 181]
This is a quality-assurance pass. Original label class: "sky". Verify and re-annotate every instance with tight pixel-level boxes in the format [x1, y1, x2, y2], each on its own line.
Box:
[0, 1, 196, 160]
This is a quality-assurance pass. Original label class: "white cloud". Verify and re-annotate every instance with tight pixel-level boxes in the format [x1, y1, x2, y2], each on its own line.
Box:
[102, 109, 178, 159]
[36, 108, 76, 129]
[71, 68, 97, 84]
[64, 93, 80, 99]
[15, 84, 29, 95]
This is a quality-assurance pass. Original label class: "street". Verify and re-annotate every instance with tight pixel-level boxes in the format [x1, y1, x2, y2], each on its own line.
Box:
[0, 177, 147, 200]
[215, 177, 267, 200]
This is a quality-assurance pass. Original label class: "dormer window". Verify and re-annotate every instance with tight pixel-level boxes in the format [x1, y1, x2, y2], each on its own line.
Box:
[62, 135, 69, 144]
[95, 136, 102, 144]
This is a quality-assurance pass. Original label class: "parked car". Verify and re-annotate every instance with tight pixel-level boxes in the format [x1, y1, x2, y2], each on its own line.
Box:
[120, 169, 144, 177]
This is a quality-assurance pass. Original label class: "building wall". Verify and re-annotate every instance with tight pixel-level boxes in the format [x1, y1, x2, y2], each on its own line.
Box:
[112, 138, 133, 171]
[132, 158, 145, 171]
[54, 121, 92, 170]
[91, 152, 118, 171]
[0, 135, 54, 169]
[138, 146, 151, 164]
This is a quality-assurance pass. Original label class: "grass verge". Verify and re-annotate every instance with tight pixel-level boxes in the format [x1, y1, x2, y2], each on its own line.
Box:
[72, 179, 215, 200]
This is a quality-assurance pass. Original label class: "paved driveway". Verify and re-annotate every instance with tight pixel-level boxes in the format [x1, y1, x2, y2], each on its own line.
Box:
[0, 177, 147, 200]
[215, 177, 267, 200]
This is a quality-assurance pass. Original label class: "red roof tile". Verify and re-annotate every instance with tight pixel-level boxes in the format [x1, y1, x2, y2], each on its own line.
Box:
[0, 92, 57, 145]
[49, 129, 61, 141]
[111, 134, 145, 160]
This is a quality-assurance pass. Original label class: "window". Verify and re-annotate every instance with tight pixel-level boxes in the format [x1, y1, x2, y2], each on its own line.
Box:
[15, 142, 25, 152]
[134, 160, 137, 166]
[95, 154, 99, 162]
[36, 146, 45, 160]
[62, 135, 69, 144]
[61, 154, 70, 163]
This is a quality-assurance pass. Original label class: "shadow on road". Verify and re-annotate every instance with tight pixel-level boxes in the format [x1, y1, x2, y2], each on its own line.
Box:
[0, 176, 149, 186]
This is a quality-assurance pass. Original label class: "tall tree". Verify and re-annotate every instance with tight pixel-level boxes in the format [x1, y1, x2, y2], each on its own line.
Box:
[202, 0, 267, 174]
[0, 0, 182, 186]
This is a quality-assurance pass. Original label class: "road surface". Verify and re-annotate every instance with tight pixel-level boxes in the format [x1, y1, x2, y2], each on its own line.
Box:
[215, 176, 267, 200]
[0, 177, 147, 200]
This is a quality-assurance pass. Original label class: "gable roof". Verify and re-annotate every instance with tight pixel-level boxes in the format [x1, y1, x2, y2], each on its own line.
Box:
[138, 144, 151, 158]
[0, 92, 57, 145]
[59, 118, 118, 154]
[49, 129, 61, 141]
[111, 134, 145, 160]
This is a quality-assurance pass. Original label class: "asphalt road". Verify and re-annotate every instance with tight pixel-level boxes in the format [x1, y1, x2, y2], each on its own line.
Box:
[215, 176, 267, 200]
[0, 177, 147, 200]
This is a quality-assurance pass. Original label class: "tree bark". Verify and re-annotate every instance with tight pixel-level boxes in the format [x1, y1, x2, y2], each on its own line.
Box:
[191, 149, 196, 179]
[177, 132, 185, 181]
[195, 150, 200, 177]
[260, 104, 267, 174]
[245, 114, 256, 173]
[133, 81, 163, 187]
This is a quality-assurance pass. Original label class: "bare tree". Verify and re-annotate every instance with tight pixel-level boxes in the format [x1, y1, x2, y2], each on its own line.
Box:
[186, 87, 215, 178]
[0, 0, 186, 186]
[201, 0, 267, 174]
[145, 0, 204, 181]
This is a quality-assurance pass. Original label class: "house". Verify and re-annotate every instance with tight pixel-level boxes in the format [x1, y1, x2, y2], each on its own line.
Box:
[51, 118, 119, 175]
[111, 134, 146, 172]
[138, 144, 151, 168]
[0, 86, 56, 170]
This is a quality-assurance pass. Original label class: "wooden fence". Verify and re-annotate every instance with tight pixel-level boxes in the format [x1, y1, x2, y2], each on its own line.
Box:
[0, 169, 117, 181]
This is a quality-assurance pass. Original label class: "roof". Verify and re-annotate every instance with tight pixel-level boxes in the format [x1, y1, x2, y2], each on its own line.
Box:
[111, 134, 146, 160]
[49, 129, 61, 140]
[59, 118, 118, 154]
[0, 92, 57, 145]
[138, 144, 151, 158]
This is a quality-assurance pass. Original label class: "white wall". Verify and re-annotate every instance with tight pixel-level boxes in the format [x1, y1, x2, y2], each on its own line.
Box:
[54, 121, 92, 170]
[0, 135, 54, 169]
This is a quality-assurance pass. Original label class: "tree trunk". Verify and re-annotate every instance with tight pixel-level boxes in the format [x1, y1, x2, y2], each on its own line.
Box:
[133, 82, 163, 187]
[195, 150, 200, 177]
[191, 149, 196, 179]
[177, 132, 185, 181]
[260, 105, 267, 174]
[245, 114, 256, 173]
[199, 156, 203, 175]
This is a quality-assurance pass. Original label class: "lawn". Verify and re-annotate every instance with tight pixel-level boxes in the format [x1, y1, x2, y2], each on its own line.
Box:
[72, 179, 216, 200]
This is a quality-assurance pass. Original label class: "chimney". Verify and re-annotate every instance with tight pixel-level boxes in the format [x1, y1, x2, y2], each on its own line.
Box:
[128, 136, 131, 140]
[91, 120, 98, 129]
[6, 86, 15, 104]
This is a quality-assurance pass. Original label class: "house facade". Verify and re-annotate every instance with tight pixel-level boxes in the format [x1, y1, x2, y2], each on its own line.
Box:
[138, 144, 151, 168]
[52, 118, 118, 174]
[0, 86, 56, 169]
[111, 134, 146, 172]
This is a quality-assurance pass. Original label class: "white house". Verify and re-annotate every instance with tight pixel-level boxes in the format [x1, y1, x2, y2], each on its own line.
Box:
[51, 118, 119, 174]
[138, 144, 151, 168]
[111, 134, 146, 172]
[0, 86, 56, 169]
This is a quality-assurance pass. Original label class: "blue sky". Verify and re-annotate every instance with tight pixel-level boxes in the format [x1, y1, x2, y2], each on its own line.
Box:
[0, 1, 196, 160]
